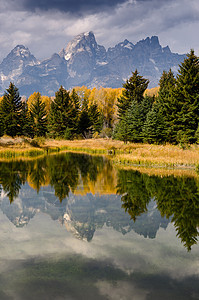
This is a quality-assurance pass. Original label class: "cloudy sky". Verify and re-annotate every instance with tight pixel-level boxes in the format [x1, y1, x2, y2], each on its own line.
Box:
[0, 0, 199, 61]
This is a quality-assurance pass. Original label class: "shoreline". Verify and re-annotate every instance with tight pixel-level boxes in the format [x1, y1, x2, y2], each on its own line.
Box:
[0, 137, 199, 173]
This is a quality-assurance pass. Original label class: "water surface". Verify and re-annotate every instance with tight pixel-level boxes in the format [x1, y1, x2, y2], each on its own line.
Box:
[0, 153, 199, 299]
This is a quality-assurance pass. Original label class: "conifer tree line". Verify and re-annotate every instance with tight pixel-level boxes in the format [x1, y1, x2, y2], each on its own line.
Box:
[0, 49, 199, 144]
[0, 85, 104, 139]
[114, 49, 199, 144]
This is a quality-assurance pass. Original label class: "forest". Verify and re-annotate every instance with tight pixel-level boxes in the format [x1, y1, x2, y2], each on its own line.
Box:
[0, 49, 198, 145]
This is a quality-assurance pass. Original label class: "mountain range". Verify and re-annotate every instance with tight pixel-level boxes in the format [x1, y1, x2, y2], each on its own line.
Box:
[0, 31, 186, 97]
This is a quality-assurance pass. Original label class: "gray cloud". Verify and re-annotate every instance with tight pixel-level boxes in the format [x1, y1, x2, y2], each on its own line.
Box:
[0, 0, 174, 15]
[0, 0, 198, 62]
[22, 0, 128, 14]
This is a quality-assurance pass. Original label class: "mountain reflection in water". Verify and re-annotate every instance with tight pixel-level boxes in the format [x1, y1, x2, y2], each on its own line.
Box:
[0, 153, 199, 250]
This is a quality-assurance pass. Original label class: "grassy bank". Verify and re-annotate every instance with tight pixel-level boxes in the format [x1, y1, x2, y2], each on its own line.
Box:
[0, 136, 62, 159]
[1, 137, 199, 170]
[44, 139, 199, 169]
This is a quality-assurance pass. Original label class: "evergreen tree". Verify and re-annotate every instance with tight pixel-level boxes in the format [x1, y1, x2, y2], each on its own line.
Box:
[1, 82, 22, 137]
[142, 103, 165, 144]
[78, 110, 91, 138]
[156, 69, 176, 143]
[173, 50, 199, 143]
[48, 86, 79, 138]
[115, 70, 149, 142]
[158, 51, 199, 144]
[114, 95, 153, 143]
[113, 114, 131, 143]
[127, 95, 153, 142]
[158, 69, 176, 103]
[20, 101, 34, 138]
[117, 69, 149, 120]
[88, 103, 103, 133]
[0, 103, 4, 137]
[29, 92, 47, 137]
[126, 101, 143, 142]
[70, 89, 80, 134]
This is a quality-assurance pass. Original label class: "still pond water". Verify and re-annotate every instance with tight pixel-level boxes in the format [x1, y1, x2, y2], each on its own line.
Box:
[0, 153, 199, 299]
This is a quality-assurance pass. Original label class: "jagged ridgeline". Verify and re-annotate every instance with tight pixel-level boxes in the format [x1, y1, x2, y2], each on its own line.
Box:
[0, 32, 185, 97]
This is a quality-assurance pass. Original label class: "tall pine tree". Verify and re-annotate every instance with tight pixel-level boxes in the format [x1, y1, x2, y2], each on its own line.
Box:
[117, 69, 149, 120]
[29, 92, 47, 137]
[115, 71, 149, 142]
[158, 69, 176, 104]
[78, 98, 91, 138]
[48, 86, 79, 138]
[0, 102, 4, 137]
[127, 95, 153, 142]
[144, 69, 177, 144]
[142, 103, 165, 144]
[173, 50, 199, 143]
[1, 82, 22, 137]
[88, 103, 103, 134]
[113, 114, 131, 143]
[20, 100, 34, 138]
[70, 89, 80, 134]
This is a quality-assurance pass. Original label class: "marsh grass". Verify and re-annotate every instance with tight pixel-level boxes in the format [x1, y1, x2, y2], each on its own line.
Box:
[1, 137, 199, 170]
[0, 148, 44, 159]
[44, 139, 199, 168]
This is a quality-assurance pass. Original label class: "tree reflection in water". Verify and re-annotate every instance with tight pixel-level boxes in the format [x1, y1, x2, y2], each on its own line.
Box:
[0, 154, 199, 250]
[0, 153, 109, 203]
[117, 169, 199, 250]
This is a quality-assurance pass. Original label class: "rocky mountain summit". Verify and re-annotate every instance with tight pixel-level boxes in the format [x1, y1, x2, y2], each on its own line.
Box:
[0, 45, 38, 94]
[0, 32, 185, 96]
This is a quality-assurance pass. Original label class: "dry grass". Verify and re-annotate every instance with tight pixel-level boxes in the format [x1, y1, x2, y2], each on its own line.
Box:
[44, 139, 199, 168]
[1, 137, 199, 171]
[44, 138, 125, 152]
[0, 148, 45, 159]
[112, 144, 199, 168]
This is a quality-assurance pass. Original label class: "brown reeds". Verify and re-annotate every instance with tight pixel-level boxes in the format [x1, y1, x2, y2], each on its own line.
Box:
[44, 139, 199, 168]
[1, 137, 199, 171]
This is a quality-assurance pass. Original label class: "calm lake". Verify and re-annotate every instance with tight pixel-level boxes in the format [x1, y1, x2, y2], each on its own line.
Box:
[0, 153, 199, 300]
